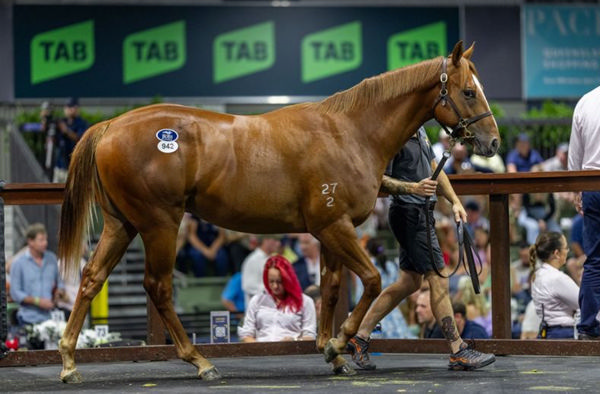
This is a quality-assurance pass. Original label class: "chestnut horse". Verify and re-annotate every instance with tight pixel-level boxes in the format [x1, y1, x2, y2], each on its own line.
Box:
[57, 41, 499, 382]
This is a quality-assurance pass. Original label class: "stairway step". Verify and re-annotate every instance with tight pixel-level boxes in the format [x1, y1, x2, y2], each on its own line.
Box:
[109, 306, 148, 317]
[109, 295, 148, 306]
[108, 273, 144, 283]
[108, 284, 145, 295]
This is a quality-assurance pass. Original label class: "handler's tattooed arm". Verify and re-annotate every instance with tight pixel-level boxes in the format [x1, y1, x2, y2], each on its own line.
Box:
[441, 316, 460, 342]
[380, 175, 437, 197]
[380, 175, 415, 195]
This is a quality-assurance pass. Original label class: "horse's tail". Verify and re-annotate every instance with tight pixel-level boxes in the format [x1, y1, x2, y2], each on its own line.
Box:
[58, 121, 109, 279]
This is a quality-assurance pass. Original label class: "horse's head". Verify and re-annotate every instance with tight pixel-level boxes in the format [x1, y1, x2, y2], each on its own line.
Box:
[432, 41, 500, 157]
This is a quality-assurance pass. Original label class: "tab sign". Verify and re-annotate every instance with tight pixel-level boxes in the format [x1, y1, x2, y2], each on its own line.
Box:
[123, 21, 187, 84]
[213, 21, 275, 84]
[387, 22, 447, 70]
[31, 20, 95, 84]
[301, 21, 362, 83]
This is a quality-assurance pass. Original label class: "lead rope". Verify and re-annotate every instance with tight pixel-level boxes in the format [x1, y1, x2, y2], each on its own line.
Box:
[424, 146, 482, 293]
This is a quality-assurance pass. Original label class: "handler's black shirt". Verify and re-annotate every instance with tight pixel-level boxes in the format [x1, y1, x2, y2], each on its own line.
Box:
[386, 126, 437, 205]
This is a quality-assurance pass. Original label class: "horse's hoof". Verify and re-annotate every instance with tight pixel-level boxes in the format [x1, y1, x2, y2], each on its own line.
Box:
[323, 339, 340, 363]
[61, 369, 83, 384]
[333, 362, 356, 376]
[199, 366, 221, 381]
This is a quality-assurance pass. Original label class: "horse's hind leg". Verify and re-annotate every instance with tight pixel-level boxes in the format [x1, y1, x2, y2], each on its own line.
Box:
[317, 245, 355, 375]
[60, 215, 137, 383]
[140, 226, 220, 380]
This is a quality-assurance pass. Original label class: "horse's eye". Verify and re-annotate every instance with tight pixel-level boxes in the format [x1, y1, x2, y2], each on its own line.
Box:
[464, 89, 476, 99]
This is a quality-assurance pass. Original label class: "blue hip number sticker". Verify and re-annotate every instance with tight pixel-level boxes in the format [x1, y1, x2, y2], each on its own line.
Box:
[156, 129, 179, 153]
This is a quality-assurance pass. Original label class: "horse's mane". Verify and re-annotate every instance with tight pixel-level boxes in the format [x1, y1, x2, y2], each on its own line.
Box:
[316, 56, 443, 114]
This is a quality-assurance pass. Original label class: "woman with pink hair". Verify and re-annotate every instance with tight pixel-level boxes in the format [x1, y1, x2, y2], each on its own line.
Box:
[238, 255, 317, 342]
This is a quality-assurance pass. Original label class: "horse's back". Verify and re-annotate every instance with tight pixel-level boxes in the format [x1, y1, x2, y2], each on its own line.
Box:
[91, 102, 380, 233]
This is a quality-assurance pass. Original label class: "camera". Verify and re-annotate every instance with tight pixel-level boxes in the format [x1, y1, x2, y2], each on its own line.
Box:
[40, 101, 57, 136]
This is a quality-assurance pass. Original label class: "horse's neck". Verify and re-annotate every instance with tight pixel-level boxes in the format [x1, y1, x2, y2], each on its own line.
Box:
[349, 63, 441, 167]
[316, 59, 441, 173]
[354, 90, 437, 170]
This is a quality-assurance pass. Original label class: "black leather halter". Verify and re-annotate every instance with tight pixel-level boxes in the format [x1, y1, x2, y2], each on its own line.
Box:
[432, 57, 493, 142]
[423, 57, 487, 292]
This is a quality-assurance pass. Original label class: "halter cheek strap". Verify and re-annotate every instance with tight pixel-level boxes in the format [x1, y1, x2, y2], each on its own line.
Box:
[432, 57, 493, 142]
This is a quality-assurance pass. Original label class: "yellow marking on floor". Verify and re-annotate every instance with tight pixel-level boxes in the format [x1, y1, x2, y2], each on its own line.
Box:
[521, 369, 545, 374]
[528, 386, 579, 391]
[210, 385, 301, 390]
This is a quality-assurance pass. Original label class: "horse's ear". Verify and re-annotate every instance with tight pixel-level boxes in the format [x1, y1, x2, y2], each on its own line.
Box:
[463, 42, 476, 60]
[451, 41, 464, 66]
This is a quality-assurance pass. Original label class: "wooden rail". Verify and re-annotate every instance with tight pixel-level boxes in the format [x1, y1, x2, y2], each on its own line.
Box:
[2, 171, 600, 366]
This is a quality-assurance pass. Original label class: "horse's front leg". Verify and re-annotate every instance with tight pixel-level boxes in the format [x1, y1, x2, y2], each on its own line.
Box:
[314, 217, 381, 373]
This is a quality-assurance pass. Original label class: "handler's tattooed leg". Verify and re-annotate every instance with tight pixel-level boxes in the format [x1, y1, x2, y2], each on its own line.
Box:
[441, 316, 460, 342]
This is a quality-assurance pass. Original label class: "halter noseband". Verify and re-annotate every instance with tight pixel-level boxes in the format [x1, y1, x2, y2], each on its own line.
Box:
[432, 57, 493, 143]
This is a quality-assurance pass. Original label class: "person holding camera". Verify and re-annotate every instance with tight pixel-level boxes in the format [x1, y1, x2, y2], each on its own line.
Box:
[40, 97, 89, 182]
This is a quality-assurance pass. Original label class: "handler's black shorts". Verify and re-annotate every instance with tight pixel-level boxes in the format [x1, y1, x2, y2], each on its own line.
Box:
[388, 203, 445, 275]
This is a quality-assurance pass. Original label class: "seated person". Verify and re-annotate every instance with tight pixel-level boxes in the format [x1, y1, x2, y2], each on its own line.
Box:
[304, 285, 322, 322]
[9, 223, 65, 329]
[506, 133, 544, 173]
[449, 301, 489, 339]
[428, 300, 489, 340]
[177, 216, 229, 277]
[221, 272, 245, 320]
[353, 238, 415, 339]
[511, 242, 534, 317]
[238, 255, 316, 342]
[454, 276, 492, 337]
[293, 234, 321, 290]
[529, 232, 579, 339]
[517, 167, 561, 245]
[520, 299, 542, 339]
[443, 143, 492, 175]
[415, 288, 438, 339]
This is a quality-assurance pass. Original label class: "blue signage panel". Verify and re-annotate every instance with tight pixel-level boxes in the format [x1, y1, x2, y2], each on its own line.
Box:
[523, 5, 600, 99]
[13, 5, 459, 99]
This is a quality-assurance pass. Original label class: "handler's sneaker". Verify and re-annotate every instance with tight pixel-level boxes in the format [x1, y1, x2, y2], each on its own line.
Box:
[346, 335, 376, 370]
[448, 342, 496, 370]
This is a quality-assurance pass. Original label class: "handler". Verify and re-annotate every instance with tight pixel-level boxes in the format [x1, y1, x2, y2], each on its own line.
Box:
[347, 127, 496, 370]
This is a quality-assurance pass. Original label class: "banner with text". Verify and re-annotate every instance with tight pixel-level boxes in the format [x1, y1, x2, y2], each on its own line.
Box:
[14, 5, 458, 98]
[523, 5, 600, 99]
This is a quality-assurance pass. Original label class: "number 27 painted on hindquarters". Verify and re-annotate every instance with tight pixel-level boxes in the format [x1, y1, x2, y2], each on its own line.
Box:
[321, 183, 338, 208]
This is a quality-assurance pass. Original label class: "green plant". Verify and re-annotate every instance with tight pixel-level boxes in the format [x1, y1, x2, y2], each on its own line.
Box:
[521, 100, 573, 150]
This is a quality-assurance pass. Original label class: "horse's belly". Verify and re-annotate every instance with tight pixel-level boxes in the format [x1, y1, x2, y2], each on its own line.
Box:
[189, 195, 307, 234]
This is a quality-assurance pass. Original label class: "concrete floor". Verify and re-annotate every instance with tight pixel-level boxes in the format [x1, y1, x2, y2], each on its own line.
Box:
[0, 352, 594, 393]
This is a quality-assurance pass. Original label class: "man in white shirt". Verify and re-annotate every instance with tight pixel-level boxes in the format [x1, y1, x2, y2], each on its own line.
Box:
[240, 235, 282, 306]
[568, 85, 600, 340]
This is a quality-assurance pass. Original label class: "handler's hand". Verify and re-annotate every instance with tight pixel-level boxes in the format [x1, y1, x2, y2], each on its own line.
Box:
[414, 178, 438, 197]
[452, 202, 467, 223]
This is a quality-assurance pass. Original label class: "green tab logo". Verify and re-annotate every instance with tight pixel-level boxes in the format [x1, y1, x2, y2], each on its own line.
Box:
[213, 21, 275, 84]
[301, 21, 362, 83]
[30, 20, 95, 84]
[123, 21, 186, 84]
[387, 22, 447, 70]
